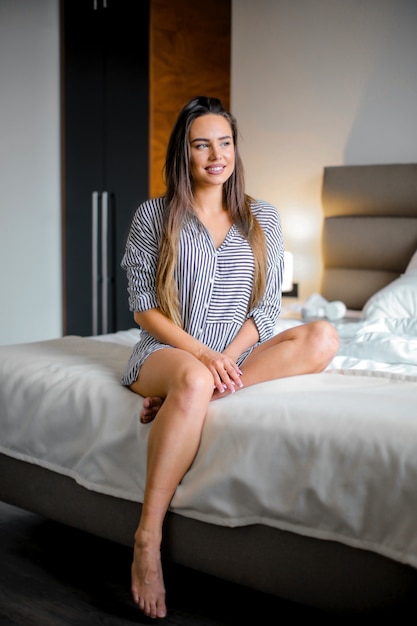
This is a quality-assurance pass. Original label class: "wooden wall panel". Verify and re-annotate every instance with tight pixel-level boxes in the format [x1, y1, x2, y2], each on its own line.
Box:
[149, 0, 231, 197]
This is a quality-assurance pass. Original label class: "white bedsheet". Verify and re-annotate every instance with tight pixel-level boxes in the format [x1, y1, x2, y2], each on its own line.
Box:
[1, 318, 417, 572]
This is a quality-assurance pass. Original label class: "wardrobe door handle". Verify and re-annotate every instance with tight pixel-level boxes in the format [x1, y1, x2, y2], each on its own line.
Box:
[101, 191, 109, 335]
[92, 191, 99, 336]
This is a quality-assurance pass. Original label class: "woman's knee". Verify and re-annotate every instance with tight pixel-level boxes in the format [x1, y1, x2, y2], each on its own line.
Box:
[172, 360, 213, 398]
[307, 320, 339, 365]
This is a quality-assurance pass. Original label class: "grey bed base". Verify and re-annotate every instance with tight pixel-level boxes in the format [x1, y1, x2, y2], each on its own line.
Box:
[1, 454, 417, 614]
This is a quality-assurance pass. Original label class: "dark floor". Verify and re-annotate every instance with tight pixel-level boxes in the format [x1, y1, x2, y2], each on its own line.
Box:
[2, 500, 417, 625]
[0, 501, 327, 625]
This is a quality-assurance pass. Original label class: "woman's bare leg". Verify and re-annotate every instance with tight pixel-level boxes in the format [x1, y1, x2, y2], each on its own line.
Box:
[129, 349, 214, 619]
[141, 321, 339, 416]
[129, 321, 338, 617]
[210, 320, 339, 400]
[238, 320, 339, 386]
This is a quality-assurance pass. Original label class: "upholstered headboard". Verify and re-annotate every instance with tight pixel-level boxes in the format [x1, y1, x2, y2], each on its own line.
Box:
[321, 163, 417, 310]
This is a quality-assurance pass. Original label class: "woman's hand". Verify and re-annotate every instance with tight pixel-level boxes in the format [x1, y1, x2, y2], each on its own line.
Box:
[198, 348, 243, 394]
[134, 309, 247, 394]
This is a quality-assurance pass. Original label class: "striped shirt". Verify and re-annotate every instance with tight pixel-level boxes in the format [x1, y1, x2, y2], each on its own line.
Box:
[120, 196, 284, 385]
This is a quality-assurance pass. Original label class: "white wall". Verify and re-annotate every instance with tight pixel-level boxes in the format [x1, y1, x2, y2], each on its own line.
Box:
[0, 0, 61, 345]
[232, 0, 417, 299]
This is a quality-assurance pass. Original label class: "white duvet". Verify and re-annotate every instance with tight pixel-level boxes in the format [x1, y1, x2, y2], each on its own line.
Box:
[1, 305, 417, 572]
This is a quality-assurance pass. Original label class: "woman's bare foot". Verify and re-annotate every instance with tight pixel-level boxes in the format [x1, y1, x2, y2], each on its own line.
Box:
[141, 396, 164, 423]
[131, 531, 167, 619]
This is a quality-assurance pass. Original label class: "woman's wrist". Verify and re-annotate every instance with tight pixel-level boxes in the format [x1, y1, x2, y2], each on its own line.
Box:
[222, 349, 239, 363]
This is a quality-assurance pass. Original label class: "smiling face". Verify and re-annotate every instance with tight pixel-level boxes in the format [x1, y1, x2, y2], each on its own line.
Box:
[189, 114, 235, 191]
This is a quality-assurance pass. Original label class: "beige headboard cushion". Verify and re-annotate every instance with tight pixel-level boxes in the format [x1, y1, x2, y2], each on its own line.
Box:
[321, 164, 417, 309]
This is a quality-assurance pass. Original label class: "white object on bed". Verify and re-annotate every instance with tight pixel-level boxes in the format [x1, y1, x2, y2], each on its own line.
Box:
[328, 263, 417, 373]
[405, 249, 417, 273]
[0, 337, 144, 501]
[362, 258, 417, 322]
[301, 293, 347, 321]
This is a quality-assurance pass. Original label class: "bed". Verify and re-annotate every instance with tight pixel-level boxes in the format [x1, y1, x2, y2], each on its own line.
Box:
[1, 163, 417, 615]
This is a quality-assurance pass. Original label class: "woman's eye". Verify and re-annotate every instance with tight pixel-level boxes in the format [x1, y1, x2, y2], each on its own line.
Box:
[194, 140, 232, 150]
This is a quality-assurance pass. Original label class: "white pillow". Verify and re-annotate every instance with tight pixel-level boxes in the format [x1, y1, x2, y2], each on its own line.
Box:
[363, 270, 417, 320]
[405, 249, 417, 274]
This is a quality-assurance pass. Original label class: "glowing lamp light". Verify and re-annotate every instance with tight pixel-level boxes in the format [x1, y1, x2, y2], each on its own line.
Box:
[282, 251, 294, 292]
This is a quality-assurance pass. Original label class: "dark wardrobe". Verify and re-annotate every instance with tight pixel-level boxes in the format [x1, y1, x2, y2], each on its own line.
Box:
[62, 0, 149, 336]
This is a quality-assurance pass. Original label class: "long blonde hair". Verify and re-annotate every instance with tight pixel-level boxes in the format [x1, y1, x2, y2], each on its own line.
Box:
[157, 96, 267, 326]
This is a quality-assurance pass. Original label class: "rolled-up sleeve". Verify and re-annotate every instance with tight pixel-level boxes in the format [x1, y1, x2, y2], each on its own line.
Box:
[247, 204, 284, 343]
[121, 199, 163, 313]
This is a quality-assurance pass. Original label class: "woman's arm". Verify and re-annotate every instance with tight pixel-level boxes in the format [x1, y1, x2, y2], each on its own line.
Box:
[222, 318, 259, 362]
[134, 309, 206, 359]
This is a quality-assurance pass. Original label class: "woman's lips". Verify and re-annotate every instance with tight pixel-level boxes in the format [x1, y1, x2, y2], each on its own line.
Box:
[206, 165, 225, 173]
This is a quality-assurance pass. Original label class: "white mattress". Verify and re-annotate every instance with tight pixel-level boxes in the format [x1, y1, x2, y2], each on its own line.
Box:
[1, 318, 417, 573]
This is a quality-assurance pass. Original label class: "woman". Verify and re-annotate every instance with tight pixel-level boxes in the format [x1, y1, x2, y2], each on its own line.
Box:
[121, 96, 339, 619]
